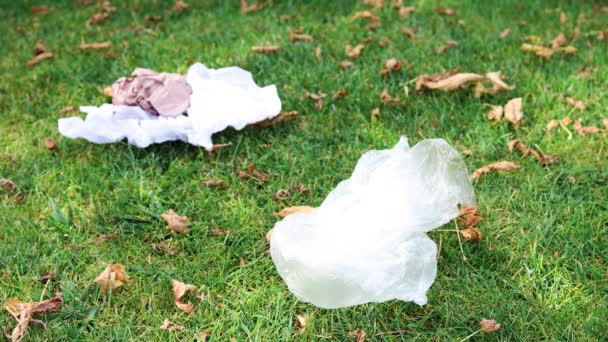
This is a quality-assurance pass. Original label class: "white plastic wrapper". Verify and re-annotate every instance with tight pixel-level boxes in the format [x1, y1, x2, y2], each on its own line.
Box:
[58, 63, 281, 150]
[270, 137, 476, 309]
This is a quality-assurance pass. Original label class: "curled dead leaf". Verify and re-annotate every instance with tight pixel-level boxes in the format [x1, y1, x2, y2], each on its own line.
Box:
[401, 27, 416, 41]
[521, 43, 576, 59]
[499, 28, 511, 39]
[44, 138, 58, 151]
[294, 314, 307, 332]
[546, 120, 559, 130]
[173, 1, 189, 13]
[380, 89, 399, 105]
[253, 111, 298, 128]
[480, 319, 501, 333]
[470, 161, 521, 181]
[273, 189, 291, 201]
[26, 52, 53, 67]
[565, 97, 587, 110]
[307, 92, 327, 110]
[399, 6, 415, 18]
[97, 231, 120, 243]
[380, 58, 401, 75]
[339, 60, 355, 68]
[460, 227, 482, 242]
[315, 45, 322, 59]
[371, 107, 380, 118]
[289, 31, 314, 42]
[507, 140, 559, 165]
[4, 293, 62, 342]
[33, 40, 46, 55]
[0, 179, 16, 193]
[364, 0, 384, 7]
[160, 319, 184, 332]
[58, 106, 77, 115]
[202, 179, 225, 188]
[30, 5, 50, 15]
[94, 264, 128, 291]
[172, 279, 197, 313]
[348, 329, 367, 342]
[333, 90, 347, 100]
[551, 33, 567, 48]
[274, 206, 315, 218]
[353, 10, 380, 23]
[240, 0, 261, 13]
[78, 41, 112, 51]
[238, 164, 270, 183]
[152, 241, 178, 256]
[199, 330, 212, 341]
[435, 40, 458, 54]
[504, 97, 523, 126]
[209, 142, 233, 153]
[345, 44, 365, 59]
[161, 209, 189, 233]
[487, 105, 503, 121]
[87, 11, 110, 25]
[416, 73, 485, 92]
[573, 119, 602, 136]
[458, 206, 483, 228]
[252, 45, 279, 53]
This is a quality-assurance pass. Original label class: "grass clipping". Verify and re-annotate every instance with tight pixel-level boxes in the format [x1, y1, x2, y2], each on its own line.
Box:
[415, 71, 515, 97]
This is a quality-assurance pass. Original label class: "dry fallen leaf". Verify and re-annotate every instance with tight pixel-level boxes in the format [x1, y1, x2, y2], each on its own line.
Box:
[87, 11, 110, 25]
[289, 31, 314, 42]
[480, 319, 501, 333]
[435, 40, 458, 54]
[315, 45, 322, 59]
[345, 44, 365, 59]
[307, 92, 327, 110]
[97, 231, 120, 243]
[252, 110, 298, 127]
[546, 119, 559, 131]
[202, 179, 225, 188]
[380, 58, 401, 75]
[0, 179, 15, 193]
[199, 330, 212, 341]
[44, 138, 58, 150]
[436, 7, 455, 15]
[102, 86, 113, 97]
[78, 41, 112, 51]
[573, 119, 602, 136]
[348, 329, 367, 342]
[273, 189, 290, 201]
[33, 40, 46, 55]
[26, 52, 53, 67]
[209, 142, 233, 153]
[458, 206, 483, 228]
[521, 43, 576, 58]
[401, 27, 417, 40]
[499, 28, 511, 39]
[507, 140, 559, 165]
[364, 0, 384, 7]
[460, 227, 482, 242]
[58, 106, 77, 115]
[172, 279, 197, 313]
[565, 97, 587, 110]
[292, 182, 310, 194]
[294, 314, 307, 332]
[333, 90, 347, 100]
[380, 89, 399, 105]
[416, 73, 485, 92]
[487, 105, 504, 121]
[94, 264, 128, 291]
[4, 292, 62, 342]
[476, 71, 516, 96]
[160, 319, 184, 332]
[30, 5, 50, 15]
[240, 0, 261, 13]
[161, 209, 189, 233]
[152, 241, 179, 256]
[503, 97, 523, 126]
[470, 161, 521, 181]
[173, 1, 189, 13]
[371, 107, 380, 119]
[550, 33, 567, 48]
[252, 45, 279, 53]
[353, 10, 380, 22]
[398, 6, 415, 18]
[238, 164, 270, 183]
[339, 60, 355, 68]
[274, 206, 315, 218]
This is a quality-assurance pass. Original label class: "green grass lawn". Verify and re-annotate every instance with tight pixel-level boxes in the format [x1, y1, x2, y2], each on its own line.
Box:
[1, 0, 607, 340]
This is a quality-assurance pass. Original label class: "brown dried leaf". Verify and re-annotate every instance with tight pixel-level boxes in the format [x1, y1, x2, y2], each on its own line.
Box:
[292, 182, 310, 194]
[97, 231, 120, 243]
[173, 1, 189, 13]
[0, 179, 15, 193]
[380, 89, 399, 105]
[289, 31, 314, 42]
[333, 90, 347, 100]
[102, 86, 113, 97]
[26, 52, 53, 67]
[499, 28, 511, 39]
[240, 0, 261, 13]
[417, 73, 485, 92]
[504, 97, 523, 126]
[87, 11, 110, 25]
[58, 106, 77, 115]
[565, 97, 587, 110]
[239, 164, 270, 183]
[161, 209, 189, 233]
[315, 45, 322, 59]
[94, 264, 129, 291]
[5, 293, 62, 342]
[399, 6, 415, 18]
[550, 33, 567, 48]
[353, 10, 380, 23]
[437, 7, 455, 15]
[294, 314, 307, 332]
[401, 27, 416, 40]
[460, 227, 482, 242]
[478, 71, 516, 96]
[348, 329, 367, 342]
[33, 40, 46, 55]
[480, 319, 501, 333]
[345, 44, 365, 59]
[380, 58, 401, 75]
[371, 107, 380, 118]
[458, 206, 483, 228]
[202, 179, 225, 188]
[152, 241, 179, 256]
[273, 189, 290, 201]
[211, 228, 227, 236]
[145, 15, 163, 24]
[546, 120, 559, 130]
[364, 0, 384, 7]
[252, 45, 279, 53]
[274, 206, 315, 218]
[40, 272, 57, 284]
[561, 116, 572, 126]
[78, 41, 112, 51]
[573, 119, 602, 136]
[253, 111, 298, 127]
[435, 40, 458, 54]
[520, 43, 554, 58]
[199, 330, 212, 341]
[507, 140, 559, 165]
[487, 105, 503, 121]
[470, 161, 521, 181]
[339, 60, 355, 68]
[172, 279, 197, 313]
[239, 257, 249, 266]
[307, 92, 327, 110]
[44, 138, 58, 151]
[30, 5, 50, 15]
[160, 319, 184, 332]
[209, 142, 233, 153]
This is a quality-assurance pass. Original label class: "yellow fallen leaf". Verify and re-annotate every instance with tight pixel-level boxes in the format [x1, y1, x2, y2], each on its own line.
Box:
[546, 119, 559, 130]
[273, 206, 316, 218]
[161, 209, 189, 233]
[470, 161, 521, 181]
[94, 264, 128, 291]
[172, 279, 197, 313]
[503, 97, 523, 126]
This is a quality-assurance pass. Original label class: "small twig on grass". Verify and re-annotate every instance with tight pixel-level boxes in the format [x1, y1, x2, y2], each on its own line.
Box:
[454, 221, 467, 261]
[459, 329, 481, 342]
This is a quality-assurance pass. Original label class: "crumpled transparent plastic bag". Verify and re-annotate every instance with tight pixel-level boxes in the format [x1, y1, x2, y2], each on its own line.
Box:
[270, 137, 475, 309]
[58, 63, 281, 150]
